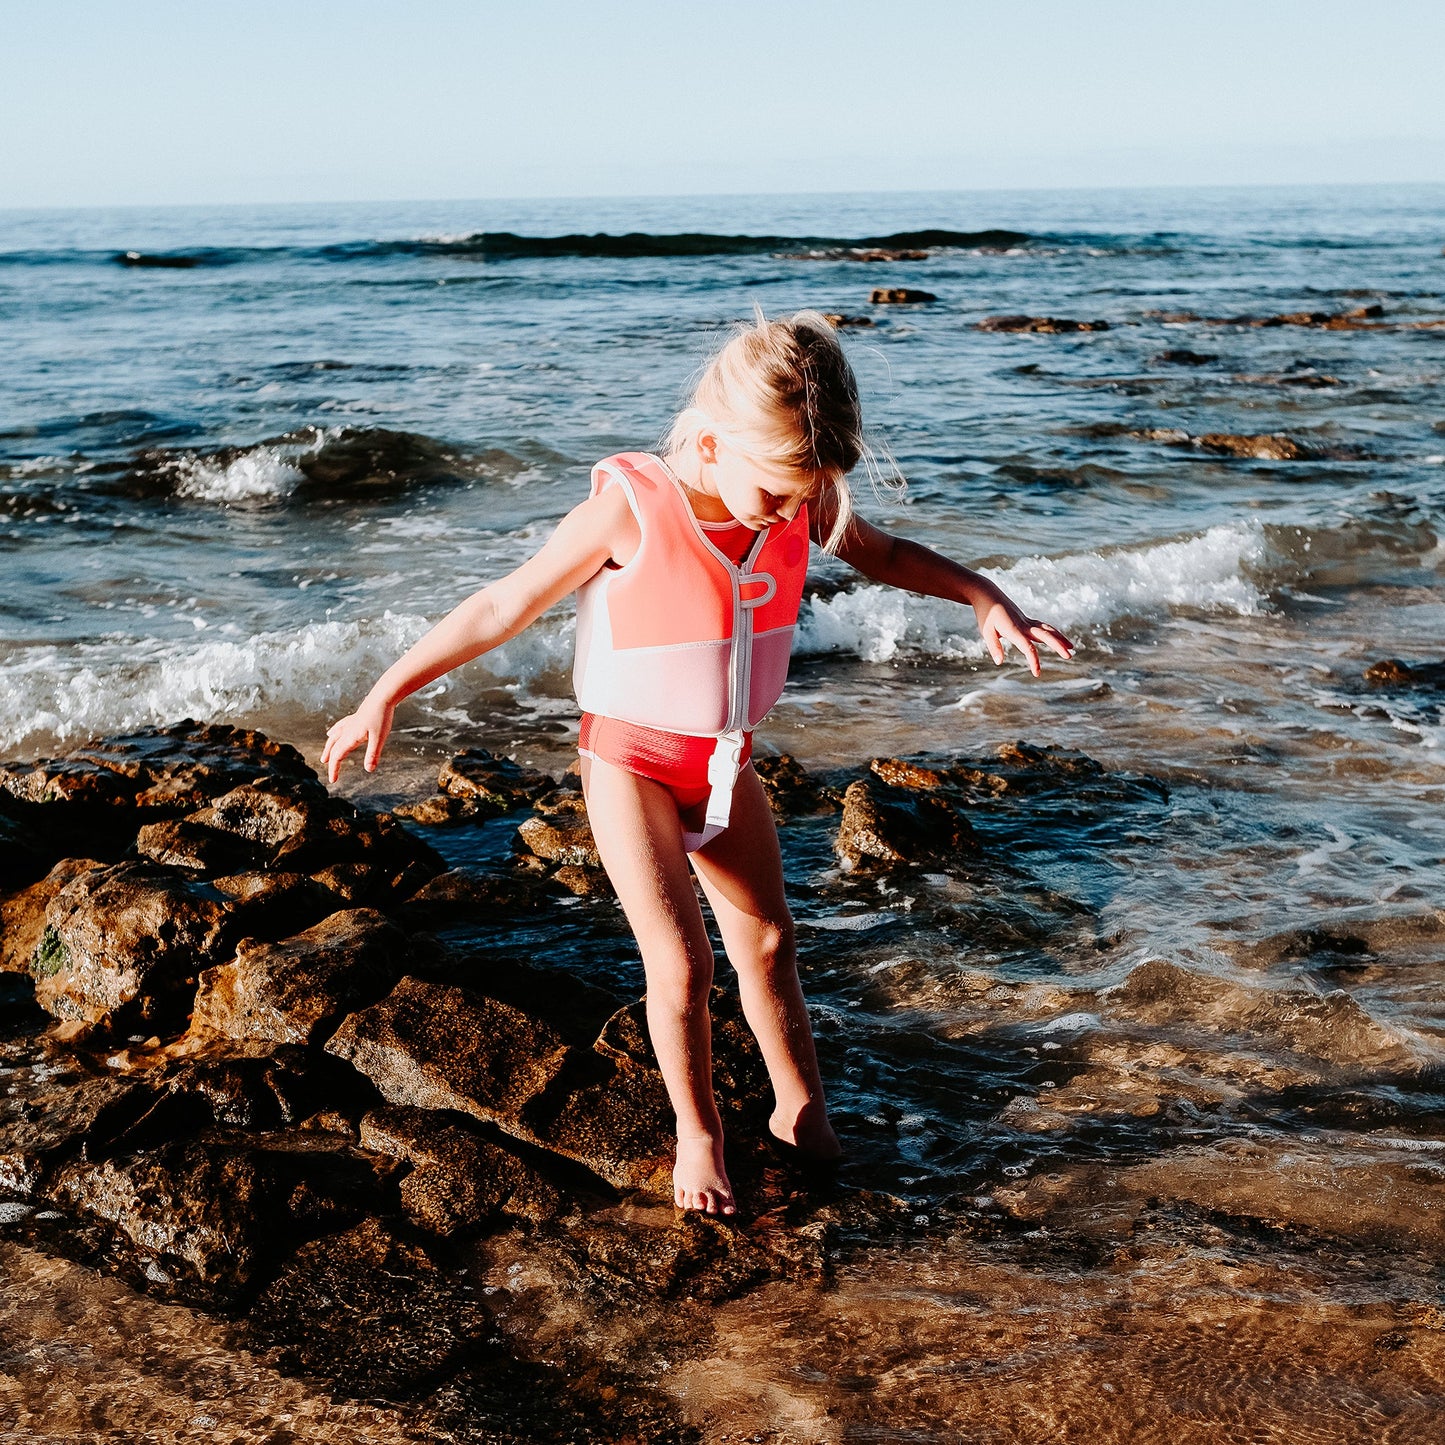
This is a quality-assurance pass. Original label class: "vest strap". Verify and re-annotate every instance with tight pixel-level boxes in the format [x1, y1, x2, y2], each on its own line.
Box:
[704, 729, 746, 831]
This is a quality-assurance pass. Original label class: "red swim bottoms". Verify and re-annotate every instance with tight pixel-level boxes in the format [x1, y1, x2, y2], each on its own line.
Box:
[578, 712, 753, 810]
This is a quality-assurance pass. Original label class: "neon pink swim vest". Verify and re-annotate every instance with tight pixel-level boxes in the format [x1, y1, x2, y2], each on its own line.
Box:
[573, 452, 810, 847]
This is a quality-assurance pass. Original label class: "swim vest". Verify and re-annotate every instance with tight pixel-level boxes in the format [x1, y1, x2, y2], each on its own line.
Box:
[573, 451, 810, 845]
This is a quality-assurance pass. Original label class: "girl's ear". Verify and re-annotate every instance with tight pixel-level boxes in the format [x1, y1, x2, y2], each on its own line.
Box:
[696, 427, 719, 466]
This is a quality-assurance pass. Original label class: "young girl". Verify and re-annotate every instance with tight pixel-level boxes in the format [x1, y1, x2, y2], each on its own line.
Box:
[322, 311, 1073, 1217]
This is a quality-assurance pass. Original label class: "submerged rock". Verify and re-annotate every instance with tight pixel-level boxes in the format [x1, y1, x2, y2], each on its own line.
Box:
[32, 860, 230, 1027]
[249, 1217, 496, 1395]
[1104, 957, 1423, 1071]
[978, 315, 1110, 333]
[1152, 348, 1218, 365]
[190, 908, 411, 1048]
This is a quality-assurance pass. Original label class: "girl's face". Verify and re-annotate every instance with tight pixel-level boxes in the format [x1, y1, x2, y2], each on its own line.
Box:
[705, 435, 813, 531]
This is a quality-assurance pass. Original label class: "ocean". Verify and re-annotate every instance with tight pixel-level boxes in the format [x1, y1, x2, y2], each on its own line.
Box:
[2, 185, 1443, 1439]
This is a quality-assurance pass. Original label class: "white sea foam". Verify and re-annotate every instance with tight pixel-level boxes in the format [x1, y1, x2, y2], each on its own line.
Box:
[172, 445, 303, 503]
[0, 608, 578, 753]
[797, 522, 1266, 661]
[0, 525, 1265, 753]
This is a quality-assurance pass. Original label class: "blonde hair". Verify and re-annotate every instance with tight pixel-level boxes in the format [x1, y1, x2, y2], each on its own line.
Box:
[664, 309, 894, 553]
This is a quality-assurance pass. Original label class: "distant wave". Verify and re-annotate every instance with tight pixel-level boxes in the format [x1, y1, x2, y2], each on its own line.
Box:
[110, 427, 533, 504]
[323, 228, 1033, 260]
[0, 228, 1031, 271]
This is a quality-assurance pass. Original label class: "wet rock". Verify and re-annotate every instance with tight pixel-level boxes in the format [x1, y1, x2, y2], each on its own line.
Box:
[1104, 958, 1423, 1071]
[1195, 432, 1316, 461]
[977, 315, 1110, 333]
[396, 867, 550, 929]
[870, 288, 936, 304]
[0, 1069, 148, 1196]
[444, 748, 553, 811]
[293, 426, 472, 495]
[535, 992, 771, 1194]
[1365, 658, 1445, 692]
[190, 909, 410, 1048]
[0, 858, 101, 974]
[0, 721, 319, 868]
[32, 860, 231, 1027]
[949, 739, 1168, 805]
[154, 1046, 358, 1133]
[754, 753, 840, 817]
[207, 869, 343, 941]
[360, 1105, 562, 1231]
[133, 816, 262, 873]
[327, 976, 572, 1134]
[184, 779, 444, 904]
[835, 776, 977, 871]
[48, 1135, 394, 1302]
[820, 313, 875, 328]
[0, 796, 48, 887]
[1152, 348, 1218, 366]
[248, 1217, 496, 1395]
[561, 1210, 776, 1302]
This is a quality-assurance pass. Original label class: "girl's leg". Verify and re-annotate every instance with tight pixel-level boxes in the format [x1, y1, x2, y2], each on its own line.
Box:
[580, 755, 736, 1215]
[688, 765, 841, 1159]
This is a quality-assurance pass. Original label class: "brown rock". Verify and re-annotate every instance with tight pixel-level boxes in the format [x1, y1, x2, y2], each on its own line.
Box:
[360, 1104, 562, 1230]
[870, 757, 945, 790]
[1152, 349, 1218, 366]
[516, 811, 602, 869]
[1, 857, 101, 974]
[977, 315, 1110, 333]
[32, 860, 231, 1026]
[326, 976, 572, 1133]
[820, 313, 875, 329]
[835, 777, 977, 871]
[191, 909, 410, 1048]
[1365, 659, 1445, 691]
[397, 867, 549, 927]
[0, 722, 320, 868]
[437, 748, 554, 812]
[133, 816, 262, 873]
[753, 754, 839, 817]
[871, 287, 937, 305]
[48, 1135, 391, 1302]
[0, 1068, 146, 1196]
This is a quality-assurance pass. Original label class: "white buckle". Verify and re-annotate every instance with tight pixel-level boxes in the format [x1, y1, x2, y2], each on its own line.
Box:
[704, 730, 745, 829]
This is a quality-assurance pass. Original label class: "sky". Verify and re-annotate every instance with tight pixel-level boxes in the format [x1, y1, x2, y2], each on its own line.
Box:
[2, 0, 1443, 209]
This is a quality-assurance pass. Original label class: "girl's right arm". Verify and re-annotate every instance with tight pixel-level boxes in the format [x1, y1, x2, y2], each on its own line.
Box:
[321, 488, 631, 782]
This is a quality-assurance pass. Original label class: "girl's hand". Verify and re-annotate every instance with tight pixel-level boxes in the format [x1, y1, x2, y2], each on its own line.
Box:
[971, 584, 1075, 677]
[321, 698, 394, 783]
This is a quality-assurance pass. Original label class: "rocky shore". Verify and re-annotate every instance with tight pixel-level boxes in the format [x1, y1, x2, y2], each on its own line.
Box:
[4, 721, 1445, 1442]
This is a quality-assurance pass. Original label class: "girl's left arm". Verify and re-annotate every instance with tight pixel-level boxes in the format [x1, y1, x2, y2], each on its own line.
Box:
[817, 510, 1075, 676]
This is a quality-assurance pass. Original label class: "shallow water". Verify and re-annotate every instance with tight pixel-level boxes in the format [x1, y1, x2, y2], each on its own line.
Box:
[2, 185, 1444, 1438]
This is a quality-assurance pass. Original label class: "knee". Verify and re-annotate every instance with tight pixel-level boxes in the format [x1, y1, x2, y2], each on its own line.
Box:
[648, 949, 715, 1011]
[738, 915, 796, 981]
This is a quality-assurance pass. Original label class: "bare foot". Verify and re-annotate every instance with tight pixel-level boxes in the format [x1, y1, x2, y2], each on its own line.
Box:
[673, 1132, 736, 1216]
[769, 1105, 843, 1161]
